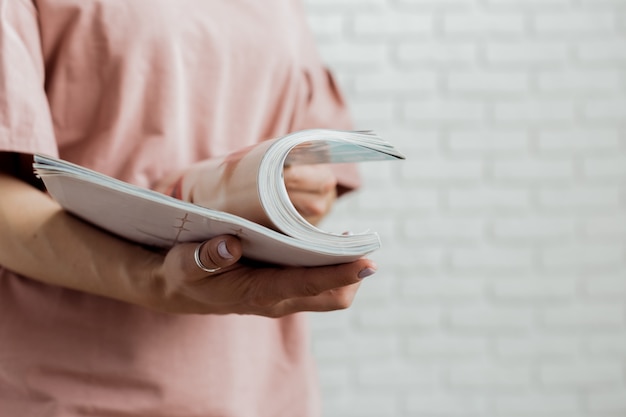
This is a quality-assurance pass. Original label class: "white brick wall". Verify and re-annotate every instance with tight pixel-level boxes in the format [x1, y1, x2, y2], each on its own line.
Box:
[304, 0, 626, 416]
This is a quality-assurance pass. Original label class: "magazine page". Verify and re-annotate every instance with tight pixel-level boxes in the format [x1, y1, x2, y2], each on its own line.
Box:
[33, 155, 381, 266]
[33, 129, 405, 266]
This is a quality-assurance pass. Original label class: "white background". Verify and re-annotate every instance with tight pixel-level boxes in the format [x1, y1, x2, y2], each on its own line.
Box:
[304, 0, 626, 416]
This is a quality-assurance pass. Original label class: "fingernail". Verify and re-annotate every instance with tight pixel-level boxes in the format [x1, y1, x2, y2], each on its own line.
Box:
[217, 240, 234, 259]
[358, 267, 377, 279]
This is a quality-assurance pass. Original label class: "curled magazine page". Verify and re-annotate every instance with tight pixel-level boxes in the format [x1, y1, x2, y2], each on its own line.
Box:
[258, 129, 405, 248]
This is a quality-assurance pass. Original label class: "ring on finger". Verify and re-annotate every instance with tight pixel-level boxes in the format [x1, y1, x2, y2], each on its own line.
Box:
[193, 242, 221, 273]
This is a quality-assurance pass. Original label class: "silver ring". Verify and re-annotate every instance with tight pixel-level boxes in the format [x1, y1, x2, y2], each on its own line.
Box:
[193, 242, 221, 273]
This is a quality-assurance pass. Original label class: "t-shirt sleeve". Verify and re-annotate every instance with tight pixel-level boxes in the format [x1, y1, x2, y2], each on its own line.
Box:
[0, 0, 57, 157]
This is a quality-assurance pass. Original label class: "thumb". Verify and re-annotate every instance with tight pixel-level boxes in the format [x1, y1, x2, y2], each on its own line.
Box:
[177, 235, 243, 280]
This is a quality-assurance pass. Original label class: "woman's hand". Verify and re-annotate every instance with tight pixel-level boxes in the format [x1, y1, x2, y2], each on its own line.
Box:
[1, 154, 374, 318]
[283, 164, 338, 225]
[151, 234, 377, 316]
[160, 160, 340, 228]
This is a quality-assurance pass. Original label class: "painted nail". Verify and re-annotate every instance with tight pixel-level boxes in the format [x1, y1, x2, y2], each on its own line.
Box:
[358, 267, 377, 279]
[217, 240, 234, 259]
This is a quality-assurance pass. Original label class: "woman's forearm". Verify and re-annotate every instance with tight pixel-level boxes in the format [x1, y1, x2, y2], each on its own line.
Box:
[0, 172, 161, 306]
[0, 171, 376, 317]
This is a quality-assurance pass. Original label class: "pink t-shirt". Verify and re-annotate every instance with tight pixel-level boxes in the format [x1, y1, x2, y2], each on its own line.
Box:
[0, 1, 357, 416]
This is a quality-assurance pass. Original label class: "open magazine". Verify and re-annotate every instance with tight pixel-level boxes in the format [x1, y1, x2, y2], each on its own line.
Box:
[34, 129, 405, 267]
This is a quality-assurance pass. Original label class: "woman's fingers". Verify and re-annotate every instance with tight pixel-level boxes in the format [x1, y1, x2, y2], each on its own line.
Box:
[159, 236, 376, 316]
[288, 189, 336, 220]
[283, 164, 337, 194]
[268, 282, 363, 317]
[234, 258, 376, 315]
[284, 164, 338, 223]
[169, 235, 243, 282]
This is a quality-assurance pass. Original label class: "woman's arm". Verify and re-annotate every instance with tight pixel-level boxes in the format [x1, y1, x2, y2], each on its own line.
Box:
[0, 153, 376, 316]
[0, 153, 167, 307]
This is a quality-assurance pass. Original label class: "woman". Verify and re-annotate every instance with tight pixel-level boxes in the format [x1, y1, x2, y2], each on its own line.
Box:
[0, 1, 376, 416]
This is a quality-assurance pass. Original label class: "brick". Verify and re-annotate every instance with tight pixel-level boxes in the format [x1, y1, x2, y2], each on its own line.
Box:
[354, 70, 438, 95]
[380, 127, 441, 153]
[313, 333, 402, 361]
[313, 336, 354, 361]
[492, 157, 574, 181]
[583, 215, 626, 238]
[486, 41, 570, 65]
[485, 0, 571, 5]
[357, 185, 439, 210]
[451, 247, 534, 271]
[317, 366, 351, 388]
[408, 333, 489, 357]
[537, 69, 623, 92]
[322, 392, 399, 417]
[583, 155, 626, 178]
[357, 360, 439, 387]
[354, 274, 397, 302]
[447, 71, 530, 94]
[537, 185, 622, 209]
[448, 362, 533, 388]
[351, 334, 402, 359]
[494, 100, 577, 123]
[577, 39, 626, 63]
[304, 0, 386, 10]
[537, 128, 621, 152]
[533, 11, 617, 34]
[540, 304, 625, 328]
[540, 244, 624, 270]
[402, 156, 484, 181]
[582, 275, 626, 299]
[587, 391, 626, 413]
[306, 14, 345, 39]
[449, 306, 534, 330]
[579, 0, 626, 5]
[383, 243, 446, 268]
[443, 11, 526, 36]
[493, 394, 580, 414]
[349, 99, 395, 123]
[585, 335, 626, 357]
[407, 393, 486, 415]
[495, 335, 581, 358]
[396, 0, 475, 5]
[446, 185, 531, 210]
[310, 311, 353, 333]
[584, 99, 626, 121]
[353, 11, 434, 37]
[491, 278, 577, 301]
[492, 217, 576, 241]
[539, 362, 624, 387]
[358, 160, 396, 183]
[400, 276, 486, 300]
[447, 129, 528, 153]
[316, 42, 387, 68]
[404, 99, 486, 123]
[357, 304, 443, 329]
[396, 41, 477, 66]
[405, 216, 485, 241]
